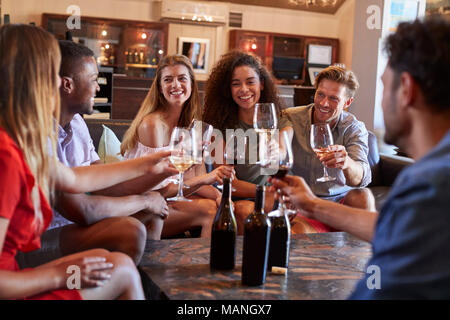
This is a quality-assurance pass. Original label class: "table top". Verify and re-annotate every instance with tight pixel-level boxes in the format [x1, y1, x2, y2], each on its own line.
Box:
[139, 232, 372, 300]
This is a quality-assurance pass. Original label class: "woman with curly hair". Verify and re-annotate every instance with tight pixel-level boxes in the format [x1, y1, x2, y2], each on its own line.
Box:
[202, 50, 290, 233]
[121, 54, 233, 238]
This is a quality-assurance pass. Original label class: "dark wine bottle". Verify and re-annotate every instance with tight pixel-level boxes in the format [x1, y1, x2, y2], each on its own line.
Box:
[210, 178, 237, 270]
[268, 210, 291, 271]
[241, 185, 271, 286]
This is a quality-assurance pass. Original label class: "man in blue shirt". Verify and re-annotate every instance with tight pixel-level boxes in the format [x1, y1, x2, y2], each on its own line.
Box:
[271, 17, 450, 299]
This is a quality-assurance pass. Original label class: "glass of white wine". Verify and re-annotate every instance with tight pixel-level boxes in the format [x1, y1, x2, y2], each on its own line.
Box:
[310, 123, 336, 182]
[167, 127, 194, 202]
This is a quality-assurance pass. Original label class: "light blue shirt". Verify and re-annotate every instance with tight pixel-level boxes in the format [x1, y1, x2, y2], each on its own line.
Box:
[280, 104, 371, 198]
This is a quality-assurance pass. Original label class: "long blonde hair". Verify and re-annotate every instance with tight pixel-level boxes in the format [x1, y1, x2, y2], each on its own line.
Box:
[121, 54, 201, 155]
[0, 24, 61, 231]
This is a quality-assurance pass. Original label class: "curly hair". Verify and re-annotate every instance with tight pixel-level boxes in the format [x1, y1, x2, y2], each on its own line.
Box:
[202, 50, 284, 132]
[384, 16, 450, 112]
[121, 54, 201, 155]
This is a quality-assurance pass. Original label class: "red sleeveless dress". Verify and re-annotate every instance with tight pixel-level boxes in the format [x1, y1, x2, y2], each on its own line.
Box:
[0, 128, 82, 300]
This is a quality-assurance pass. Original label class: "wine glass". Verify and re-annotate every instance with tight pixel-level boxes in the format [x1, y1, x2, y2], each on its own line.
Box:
[268, 131, 295, 217]
[167, 127, 194, 202]
[253, 102, 278, 167]
[253, 102, 277, 133]
[188, 119, 213, 165]
[310, 123, 336, 182]
[188, 119, 214, 152]
[167, 121, 213, 186]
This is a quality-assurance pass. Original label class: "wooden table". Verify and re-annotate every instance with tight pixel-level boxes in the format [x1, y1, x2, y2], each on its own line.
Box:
[139, 232, 372, 300]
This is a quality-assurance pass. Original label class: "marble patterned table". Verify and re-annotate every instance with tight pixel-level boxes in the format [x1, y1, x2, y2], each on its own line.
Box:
[139, 232, 372, 300]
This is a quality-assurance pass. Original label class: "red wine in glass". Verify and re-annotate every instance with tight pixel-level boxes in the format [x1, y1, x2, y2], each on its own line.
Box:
[272, 165, 290, 179]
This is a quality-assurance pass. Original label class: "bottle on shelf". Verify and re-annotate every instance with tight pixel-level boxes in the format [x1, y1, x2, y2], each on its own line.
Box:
[267, 207, 291, 272]
[139, 49, 145, 65]
[241, 185, 271, 286]
[134, 49, 139, 64]
[210, 177, 237, 271]
[127, 48, 133, 64]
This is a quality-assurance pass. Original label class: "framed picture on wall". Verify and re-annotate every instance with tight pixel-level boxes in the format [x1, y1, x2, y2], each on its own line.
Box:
[307, 44, 333, 66]
[177, 37, 210, 74]
[308, 67, 325, 86]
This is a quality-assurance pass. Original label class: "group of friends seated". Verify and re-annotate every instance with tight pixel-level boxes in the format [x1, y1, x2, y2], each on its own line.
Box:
[0, 16, 449, 300]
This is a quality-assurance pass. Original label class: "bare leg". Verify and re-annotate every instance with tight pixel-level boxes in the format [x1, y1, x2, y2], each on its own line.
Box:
[290, 216, 319, 234]
[37, 249, 144, 300]
[132, 211, 164, 240]
[343, 188, 376, 211]
[234, 200, 254, 235]
[59, 217, 147, 265]
[162, 198, 216, 238]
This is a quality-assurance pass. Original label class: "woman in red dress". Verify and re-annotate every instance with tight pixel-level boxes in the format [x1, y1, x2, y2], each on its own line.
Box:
[0, 24, 175, 299]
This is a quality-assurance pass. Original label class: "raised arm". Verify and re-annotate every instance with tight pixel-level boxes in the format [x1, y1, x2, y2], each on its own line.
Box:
[270, 175, 377, 242]
[52, 150, 178, 194]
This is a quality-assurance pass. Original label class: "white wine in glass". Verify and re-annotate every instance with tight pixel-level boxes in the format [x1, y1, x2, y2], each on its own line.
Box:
[310, 123, 336, 182]
[167, 127, 194, 202]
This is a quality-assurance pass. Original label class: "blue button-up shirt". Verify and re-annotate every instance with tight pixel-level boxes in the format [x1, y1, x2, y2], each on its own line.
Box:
[350, 130, 450, 299]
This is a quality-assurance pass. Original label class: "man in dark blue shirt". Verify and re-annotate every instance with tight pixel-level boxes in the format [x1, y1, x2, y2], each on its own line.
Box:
[271, 17, 450, 299]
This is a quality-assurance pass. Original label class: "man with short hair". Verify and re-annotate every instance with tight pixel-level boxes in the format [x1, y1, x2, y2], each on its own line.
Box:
[272, 17, 450, 298]
[281, 66, 375, 233]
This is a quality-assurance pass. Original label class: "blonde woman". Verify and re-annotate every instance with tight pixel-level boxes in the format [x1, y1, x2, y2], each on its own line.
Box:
[0, 25, 177, 299]
[121, 55, 233, 238]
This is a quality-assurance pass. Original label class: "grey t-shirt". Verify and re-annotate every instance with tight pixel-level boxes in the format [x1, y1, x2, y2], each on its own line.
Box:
[280, 104, 371, 198]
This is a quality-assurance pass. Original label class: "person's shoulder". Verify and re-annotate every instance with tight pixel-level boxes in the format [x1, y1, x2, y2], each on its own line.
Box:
[282, 105, 311, 125]
[0, 129, 21, 157]
[139, 113, 167, 134]
[283, 105, 310, 116]
[341, 111, 368, 134]
[393, 149, 450, 196]
[138, 113, 169, 147]
[70, 113, 90, 131]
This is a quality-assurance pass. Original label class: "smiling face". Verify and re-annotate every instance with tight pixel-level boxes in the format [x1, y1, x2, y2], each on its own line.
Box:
[160, 64, 192, 109]
[70, 56, 100, 115]
[230, 65, 263, 112]
[312, 79, 353, 126]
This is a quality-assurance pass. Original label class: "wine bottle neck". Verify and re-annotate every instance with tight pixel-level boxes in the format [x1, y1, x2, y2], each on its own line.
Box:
[254, 186, 265, 214]
[221, 178, 231, 201]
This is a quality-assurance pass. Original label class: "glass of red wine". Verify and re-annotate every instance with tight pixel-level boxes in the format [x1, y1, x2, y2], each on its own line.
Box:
[270, 131, 295, 216]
